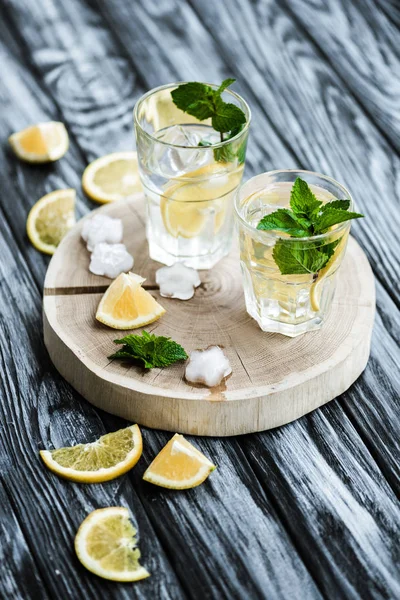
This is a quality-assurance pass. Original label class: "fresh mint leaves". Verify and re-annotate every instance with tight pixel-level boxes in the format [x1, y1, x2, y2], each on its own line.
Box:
[171, 79, 246, 136]
[257, 177, 364, 275]
[109, 330, 188, 369]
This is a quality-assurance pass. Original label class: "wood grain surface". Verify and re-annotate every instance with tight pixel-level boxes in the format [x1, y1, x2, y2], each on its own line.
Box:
[0, 0, 399, 599]
[43, 197, 375, 435]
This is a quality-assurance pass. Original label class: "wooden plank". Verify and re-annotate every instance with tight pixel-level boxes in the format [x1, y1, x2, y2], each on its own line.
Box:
[0, 481, 50, 600]
[284, 0, 400, 150]
[0, 208, 185, 600]
[242, 403, 400, 599]
[185, 0, 400, 306]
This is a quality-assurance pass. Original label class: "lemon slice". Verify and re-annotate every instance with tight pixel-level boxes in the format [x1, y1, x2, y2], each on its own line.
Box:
[75, 507, 150, 582]
[82, 152, 142, 204]
[161, 163, 242, 238]
[143, 433, 216, 489]
[9, 122, 69, 163]
[40, 425, 142, 483]
[26, 189, 76, 255]
[96, 272, 165, 330]
[310, 233, 349, 312]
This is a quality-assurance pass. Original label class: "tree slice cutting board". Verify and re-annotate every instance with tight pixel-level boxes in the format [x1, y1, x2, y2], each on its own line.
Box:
[43, 195, 375, 436]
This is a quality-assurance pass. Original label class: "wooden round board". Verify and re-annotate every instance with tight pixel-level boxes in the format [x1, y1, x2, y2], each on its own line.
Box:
[43, 195, 375, 436]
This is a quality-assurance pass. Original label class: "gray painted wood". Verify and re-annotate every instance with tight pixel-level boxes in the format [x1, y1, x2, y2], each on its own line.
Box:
[0, 0, 399, 598]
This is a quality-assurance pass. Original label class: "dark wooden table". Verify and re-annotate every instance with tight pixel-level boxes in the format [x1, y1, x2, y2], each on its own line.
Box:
[1, 1, 399, 598]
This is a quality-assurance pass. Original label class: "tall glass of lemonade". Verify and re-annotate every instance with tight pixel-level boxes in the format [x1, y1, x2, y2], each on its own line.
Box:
[235, 170, 362, 337]
[134, 83, 250, 269]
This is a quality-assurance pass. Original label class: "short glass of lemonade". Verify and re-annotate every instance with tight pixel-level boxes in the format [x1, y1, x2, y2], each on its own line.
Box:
[235, 170, 355, 337]
[134, 83, 250, 269]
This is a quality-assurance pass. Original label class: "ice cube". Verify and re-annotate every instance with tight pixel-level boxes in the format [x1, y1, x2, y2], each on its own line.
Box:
[89, 243, 134, 279]
[152, 125, 209, 177]
[155, 263, 201, 300]
[81, 214, 123, 251]
[185, 346, 232, 388]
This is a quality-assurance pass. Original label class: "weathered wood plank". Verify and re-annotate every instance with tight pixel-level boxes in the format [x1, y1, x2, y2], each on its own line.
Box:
[0, 207, 185, 600]
[284, 0, 400, 150]
[0, 481, 50, 600]
[242, 403, 400, 599]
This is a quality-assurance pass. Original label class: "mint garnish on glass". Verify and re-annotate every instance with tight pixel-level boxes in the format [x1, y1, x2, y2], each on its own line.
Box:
[257, 177, 364, 276]
[109, 330, 188, 369]
[171, 79, 247, 163]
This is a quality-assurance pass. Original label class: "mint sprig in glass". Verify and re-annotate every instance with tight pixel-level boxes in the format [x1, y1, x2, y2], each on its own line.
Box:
[234, 170, 364, 337]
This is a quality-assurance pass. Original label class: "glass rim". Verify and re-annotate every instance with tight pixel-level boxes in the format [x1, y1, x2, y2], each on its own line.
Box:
[133, 81, 251, 150]
[234, 169, 354, 242]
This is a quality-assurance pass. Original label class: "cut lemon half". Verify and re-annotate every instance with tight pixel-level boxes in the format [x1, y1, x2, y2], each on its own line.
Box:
[143, 433, 216, 489]
[82, 152, 142, 204]
[9, 122, 69, 163]
[75, 507, 150, 582]
[310, 233, 349, 312]
[161, 163, 242, 238]
[40, 424, 142, 483]
[26, 189, 76, 255]
[96, 272, 165, 330]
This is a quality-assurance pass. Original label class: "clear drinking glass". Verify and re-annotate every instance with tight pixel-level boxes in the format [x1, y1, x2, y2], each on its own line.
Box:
[134, 83, 250, 269]
[235, 170, 354, 337]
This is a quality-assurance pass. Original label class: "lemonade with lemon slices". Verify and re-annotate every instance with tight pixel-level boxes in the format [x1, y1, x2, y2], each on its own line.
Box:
[235, 171, 359, 337]
[134, 83, 250, 269]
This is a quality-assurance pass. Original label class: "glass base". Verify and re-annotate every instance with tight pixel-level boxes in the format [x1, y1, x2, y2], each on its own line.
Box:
[148, 239, 230, 270]
[246, 302, 324, 337]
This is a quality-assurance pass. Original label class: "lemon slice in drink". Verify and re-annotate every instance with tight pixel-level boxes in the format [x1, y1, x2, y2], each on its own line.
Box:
[9, 122, 69, 163]
[310, 233, 349, 312]
[96, 272, 165, 330]
[143, 433, 216, 489]
[75, 507, 150, 582]
[26, 189, 76, 255]
[40, 425, 142, 483]
[161, 164, 242, 238]
[82, 152, 142, 204]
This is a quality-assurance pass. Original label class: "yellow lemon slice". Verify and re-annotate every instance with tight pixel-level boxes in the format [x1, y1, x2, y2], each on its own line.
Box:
[161, 163, 242, 238]
[26, 189, 76, 255]
[96, 272, 165, 330]
[310, 233, 349, 312]
[9, 122, 69, 163]
[82, 152, 142, 204]
[40, 425, 142, 483]
[143, 433, 216, 489]
[75, 507, 150, 582]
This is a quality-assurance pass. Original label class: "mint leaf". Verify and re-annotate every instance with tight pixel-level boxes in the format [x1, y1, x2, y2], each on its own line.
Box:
[171, 79, 246, 134]
[257, 209, 311, 237]
[313, 208, 364, 233]
[272, 241, 330, 275]
[321, 237, 341, 259]
[321, 199, 350, 211]
[217, 78, 236, 94]
[290, 177, 322, 218]
[212, 98, 246, 132]
[109, 331, 188, 369]
[171, 82, 213, 115]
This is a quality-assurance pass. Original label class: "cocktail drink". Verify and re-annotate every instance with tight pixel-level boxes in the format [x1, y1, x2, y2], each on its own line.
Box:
[134, 82, 250, 269]
[235, 170, 363, 337]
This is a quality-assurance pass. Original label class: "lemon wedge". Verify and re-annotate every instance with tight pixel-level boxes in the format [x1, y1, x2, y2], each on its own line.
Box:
[82, 152, 142, 204]
[40, 425, 142, 483]
[161, 163, 242, 238]
[96, 272, 165, 330]
[26, 189, 76, 255]
[143, 433, 216, 489]
[75, 507, 150, 582]
[9, 122, 69, 163]
[310, 233, 349, 312]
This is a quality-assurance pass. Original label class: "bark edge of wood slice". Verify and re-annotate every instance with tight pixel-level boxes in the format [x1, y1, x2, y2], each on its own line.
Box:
[43, 196, 375, 436]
